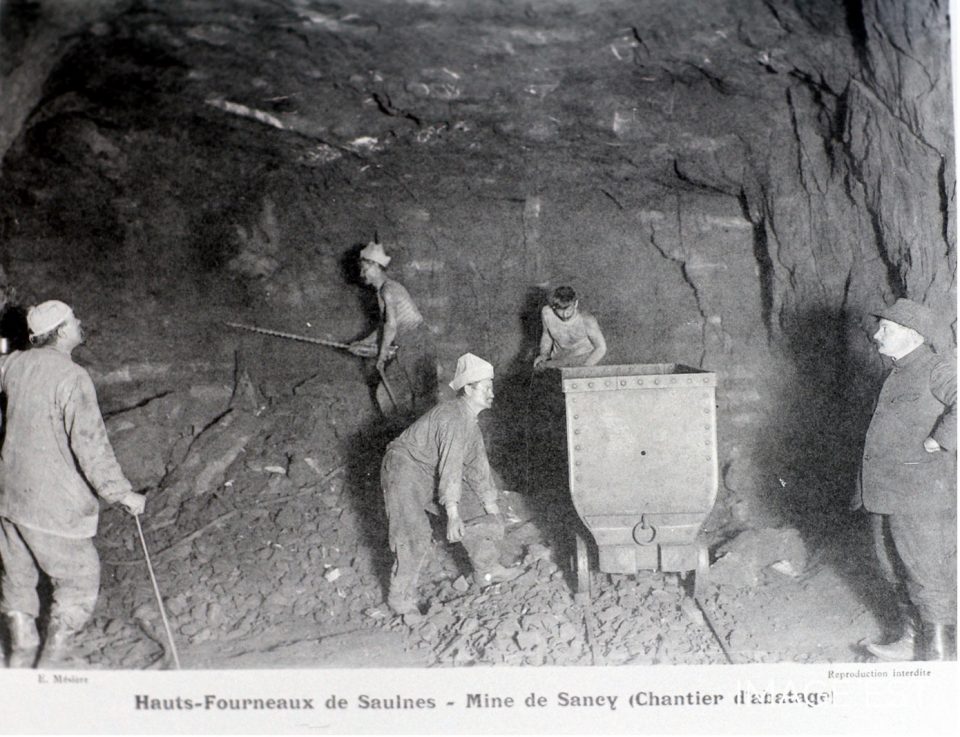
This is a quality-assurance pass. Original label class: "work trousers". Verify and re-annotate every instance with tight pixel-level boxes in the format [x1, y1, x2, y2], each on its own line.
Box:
[387, 323, 438, 417]
[0, 517, 100, 629]
[381, 448, 503, 607]
[870, 511, 957, 624]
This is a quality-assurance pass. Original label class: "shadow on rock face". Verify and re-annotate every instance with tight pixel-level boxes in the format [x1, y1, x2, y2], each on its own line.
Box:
[484, 365, 586, 592]
[337, 241, 380, 340]
[340, 408, 412, 604]
[0, 303, 29, 352]
[752, 305, 896, 634]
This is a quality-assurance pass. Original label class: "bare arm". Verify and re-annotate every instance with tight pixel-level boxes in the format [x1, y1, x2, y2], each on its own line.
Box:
[376, 284, 402, 370]
[533, 308, 554, 368]
[581, 314, 607, 367]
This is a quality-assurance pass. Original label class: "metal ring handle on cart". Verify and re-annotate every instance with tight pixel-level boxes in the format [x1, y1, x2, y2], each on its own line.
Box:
[632, 516, 657, 545]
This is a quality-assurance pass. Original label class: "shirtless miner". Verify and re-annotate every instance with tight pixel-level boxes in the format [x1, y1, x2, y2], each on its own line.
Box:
[533, 286, 607, 371]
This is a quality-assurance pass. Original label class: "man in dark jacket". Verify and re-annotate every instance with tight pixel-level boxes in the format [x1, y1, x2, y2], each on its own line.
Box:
[853, 298, 956, 661]
[0, 300, 145, 668]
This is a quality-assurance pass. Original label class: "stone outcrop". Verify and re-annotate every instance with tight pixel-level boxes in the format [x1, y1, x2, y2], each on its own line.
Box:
[0, 0, 953, 530]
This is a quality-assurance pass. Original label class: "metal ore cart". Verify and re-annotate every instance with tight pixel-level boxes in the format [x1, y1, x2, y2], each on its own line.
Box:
[559, 363, 718, 599]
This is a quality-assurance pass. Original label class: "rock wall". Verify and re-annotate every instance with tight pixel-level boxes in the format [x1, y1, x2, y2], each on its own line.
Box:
[0, 0, 954, 530]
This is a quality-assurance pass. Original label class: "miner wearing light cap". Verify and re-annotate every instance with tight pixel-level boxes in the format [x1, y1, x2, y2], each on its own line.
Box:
[345, 241, 438, 416]
[0, 300, 145, 668]
[379, 352, 521, 615]
[852, 298, 956, 662]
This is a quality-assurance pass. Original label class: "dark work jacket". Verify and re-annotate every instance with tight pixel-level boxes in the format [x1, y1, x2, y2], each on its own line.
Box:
[858, 344, 957, 515]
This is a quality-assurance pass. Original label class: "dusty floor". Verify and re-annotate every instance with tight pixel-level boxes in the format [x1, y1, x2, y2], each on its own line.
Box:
[35, 324, 891, 672]
[1, 0, 949, 671]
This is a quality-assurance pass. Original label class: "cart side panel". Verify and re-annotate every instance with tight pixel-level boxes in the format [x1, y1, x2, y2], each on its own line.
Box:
[563, 368, 718, 523]
[565, 386, 717, 517]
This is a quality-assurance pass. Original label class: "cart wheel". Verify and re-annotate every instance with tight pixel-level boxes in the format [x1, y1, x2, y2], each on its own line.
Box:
[693, 544, 710, 600]
[575, 532, 591, 599]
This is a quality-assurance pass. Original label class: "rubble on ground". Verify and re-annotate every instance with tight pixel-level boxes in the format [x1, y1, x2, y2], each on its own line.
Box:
[73, 374, 876, 669]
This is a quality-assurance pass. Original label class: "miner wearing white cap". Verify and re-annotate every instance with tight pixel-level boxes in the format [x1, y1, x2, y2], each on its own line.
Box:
[0, 300, 145, 668]
[346, 241, 438, 416]
[380, 352, 521, 615]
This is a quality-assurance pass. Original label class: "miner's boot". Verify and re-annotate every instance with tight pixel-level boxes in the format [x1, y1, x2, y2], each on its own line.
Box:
[865, 598, 918, 661]
[35, 618, 79, 669]
[921, 623, 956, 662]
[4, 612, 40, 669]
[865, 620, 917, 661]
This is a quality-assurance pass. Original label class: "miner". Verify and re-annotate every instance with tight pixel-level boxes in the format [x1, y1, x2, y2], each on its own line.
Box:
[853, 298, 956, 661]
[381, 352, 521, 615]
[532, 286, 607, 370]
[347, 241, 438, 416]
[0, 300, 145, 668]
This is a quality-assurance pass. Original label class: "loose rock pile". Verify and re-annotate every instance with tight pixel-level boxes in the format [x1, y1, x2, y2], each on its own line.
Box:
[34, 360, 879, 670]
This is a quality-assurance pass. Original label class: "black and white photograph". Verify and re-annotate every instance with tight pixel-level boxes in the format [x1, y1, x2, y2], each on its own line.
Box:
[0, 0, 956, 733]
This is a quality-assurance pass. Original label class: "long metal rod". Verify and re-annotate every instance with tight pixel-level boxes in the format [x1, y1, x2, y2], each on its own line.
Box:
[225, 321, 351, 349]
[134, 515, 182, 670]
[225, 321, 395, 360]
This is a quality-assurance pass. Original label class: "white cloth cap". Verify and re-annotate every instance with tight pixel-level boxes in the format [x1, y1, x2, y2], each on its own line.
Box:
[27, 300, 72, 337]
[449, 352, 494, 391]
[359, 241, 391, 267]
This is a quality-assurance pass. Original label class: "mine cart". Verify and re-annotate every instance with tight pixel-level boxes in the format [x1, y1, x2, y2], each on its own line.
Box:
[559, 363, 718, 599]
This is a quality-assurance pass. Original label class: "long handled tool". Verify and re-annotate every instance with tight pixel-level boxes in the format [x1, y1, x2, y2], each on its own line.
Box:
[225, 321, 395, 359]
[377, 366, 400, 411]
[134, 515, 182, 670]
[228, 320, 402, 413]
[226, 321, 353, 350]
